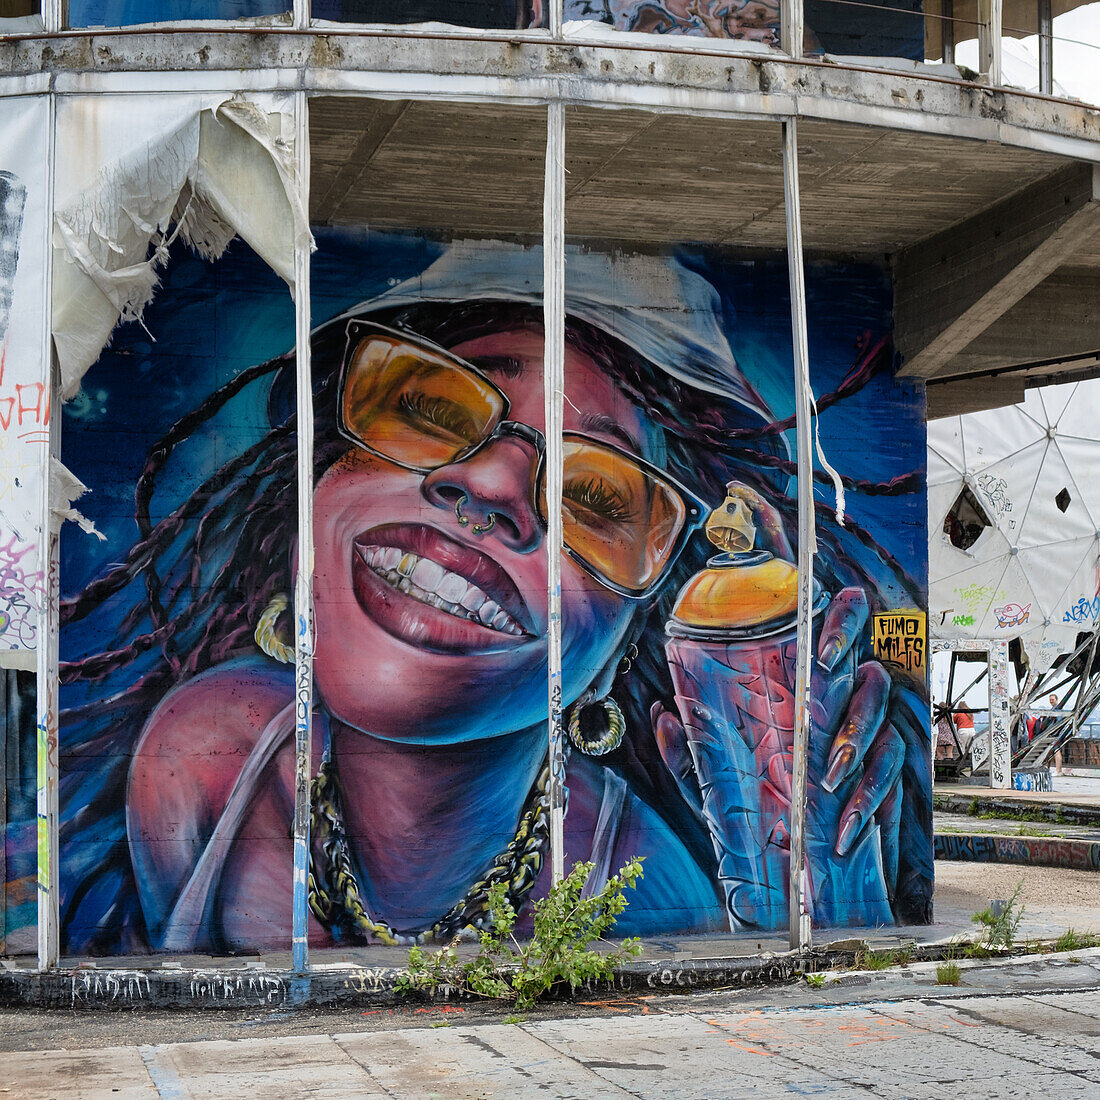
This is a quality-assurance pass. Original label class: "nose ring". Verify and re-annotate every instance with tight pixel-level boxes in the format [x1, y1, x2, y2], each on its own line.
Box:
[454, 494, 496, 536]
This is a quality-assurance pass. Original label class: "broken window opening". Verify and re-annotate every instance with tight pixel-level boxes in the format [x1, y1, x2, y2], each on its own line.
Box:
[1056, 487, 1071, 513]
[944, 484, 992, 551]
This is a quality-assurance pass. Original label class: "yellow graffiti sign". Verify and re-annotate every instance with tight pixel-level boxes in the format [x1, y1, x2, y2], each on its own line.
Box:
[872, 610, 926, 674]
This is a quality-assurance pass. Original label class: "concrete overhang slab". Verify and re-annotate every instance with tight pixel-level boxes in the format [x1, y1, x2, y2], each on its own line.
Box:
[2, 31, 1099, 161]
[308, 97, 1077, 256]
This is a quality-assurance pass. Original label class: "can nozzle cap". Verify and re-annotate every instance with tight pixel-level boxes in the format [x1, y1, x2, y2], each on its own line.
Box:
[705, 487, 756, 554]
[669, 484, 798, 632]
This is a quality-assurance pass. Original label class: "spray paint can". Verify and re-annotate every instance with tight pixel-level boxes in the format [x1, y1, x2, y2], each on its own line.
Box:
[664, 489, 893, 931]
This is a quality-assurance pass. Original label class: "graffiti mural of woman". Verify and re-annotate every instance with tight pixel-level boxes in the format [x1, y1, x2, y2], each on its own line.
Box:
[57, 238, 931, 954]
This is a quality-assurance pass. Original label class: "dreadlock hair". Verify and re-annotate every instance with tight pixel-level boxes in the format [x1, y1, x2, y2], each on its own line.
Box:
[58, 296, 919, 952]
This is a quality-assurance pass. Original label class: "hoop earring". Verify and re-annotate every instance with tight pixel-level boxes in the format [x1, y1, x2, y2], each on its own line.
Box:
[567, 696, 626, 757]
[255, 592, 294, 664]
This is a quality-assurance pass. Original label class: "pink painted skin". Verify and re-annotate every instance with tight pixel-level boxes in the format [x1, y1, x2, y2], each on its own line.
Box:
[128, 324, 724, 948]
[126, 323, 897, 951]
[310, 326, 648, 745]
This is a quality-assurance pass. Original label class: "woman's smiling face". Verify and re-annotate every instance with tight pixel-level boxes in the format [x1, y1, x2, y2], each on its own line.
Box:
[312, 322, 663, 743]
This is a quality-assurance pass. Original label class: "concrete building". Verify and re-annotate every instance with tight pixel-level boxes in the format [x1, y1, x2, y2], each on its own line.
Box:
[0, 0, 1098, 984]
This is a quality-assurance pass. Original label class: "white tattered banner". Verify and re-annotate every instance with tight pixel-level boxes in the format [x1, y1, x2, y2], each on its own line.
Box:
[0, 98, 49, 670]
[53, 91, 311, 400]
[0, 90, 313, 667]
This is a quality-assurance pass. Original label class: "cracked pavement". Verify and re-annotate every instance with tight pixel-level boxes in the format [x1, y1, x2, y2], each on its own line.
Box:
[3, 949, 1100, 1098]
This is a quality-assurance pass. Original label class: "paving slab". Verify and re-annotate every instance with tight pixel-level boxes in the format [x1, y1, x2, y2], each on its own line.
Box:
[0, 1045, 156, 1100]
[872, 998, 1100, 1086]
[2, 959, 1100, 1098]
[337, 1023, 637, 1099]
[524, 1011, 883, 1099]
[141, 1034, 382, 1099]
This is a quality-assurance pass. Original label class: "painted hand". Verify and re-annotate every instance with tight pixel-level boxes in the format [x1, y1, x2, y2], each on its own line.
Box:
[812, 589, 905, 902]
[655, 482, 905, 926]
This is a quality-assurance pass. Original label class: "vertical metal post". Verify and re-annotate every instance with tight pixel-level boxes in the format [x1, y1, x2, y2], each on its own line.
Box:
[942, 0, 955, 66]
[782, 0, 804, 58]
[977, 0, 1003, 84]
[291, 90, 313, 974]
[543, 100, 566, 885]
[43, 0, 62, 32]
[1038, 0, 1053, 94]
[36, 92, 59, 971]
[987, 640, 1011, 789]
[782, 118, 814, 955]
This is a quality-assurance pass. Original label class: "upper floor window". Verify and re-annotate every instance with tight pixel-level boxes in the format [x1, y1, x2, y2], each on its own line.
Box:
[68, 0, 287, 27]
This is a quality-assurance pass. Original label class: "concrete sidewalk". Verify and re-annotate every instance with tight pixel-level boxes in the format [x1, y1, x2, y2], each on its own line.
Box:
[3, 949, 1100, 1099]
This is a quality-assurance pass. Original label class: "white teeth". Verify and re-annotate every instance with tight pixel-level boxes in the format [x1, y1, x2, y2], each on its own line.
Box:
[437, 572, 469, 604]
[460, 586, 486, 613]
[411, 558, 445, 591]
[360, 544, 525, 637]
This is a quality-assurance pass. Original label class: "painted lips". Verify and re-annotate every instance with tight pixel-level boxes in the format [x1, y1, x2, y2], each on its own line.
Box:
[350, 523, 537, 652]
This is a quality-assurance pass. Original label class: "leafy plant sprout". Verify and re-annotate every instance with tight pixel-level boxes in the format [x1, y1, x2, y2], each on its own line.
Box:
[936, 962, 961, 986]
[970, 880, 1026, 954]
[397, 858, 644, 1011]
[854, 946, 912, 971]
[1054, 928, 1099, 953]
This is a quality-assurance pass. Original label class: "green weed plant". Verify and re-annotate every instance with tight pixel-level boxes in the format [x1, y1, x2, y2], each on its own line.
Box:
[970, 880, 1025, 954]
[1054, 928, 1099, 953]
[936, 962, 961, 986]
[398, 858, 644, 1011]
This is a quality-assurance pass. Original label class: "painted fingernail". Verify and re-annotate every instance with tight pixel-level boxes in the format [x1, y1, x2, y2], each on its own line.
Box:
[818, 637, 844, 673]
[822, 744, 855, 793]
[837, 810, 863, 857]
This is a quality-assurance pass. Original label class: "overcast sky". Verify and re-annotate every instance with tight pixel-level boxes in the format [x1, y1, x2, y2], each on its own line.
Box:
[953, 3, 1100, 103]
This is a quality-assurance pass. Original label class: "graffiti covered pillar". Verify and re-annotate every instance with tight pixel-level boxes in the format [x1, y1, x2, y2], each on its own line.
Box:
[988, 639, 1011, 789]
[544, 101, 567, 885]
[0, 96, 51, 959]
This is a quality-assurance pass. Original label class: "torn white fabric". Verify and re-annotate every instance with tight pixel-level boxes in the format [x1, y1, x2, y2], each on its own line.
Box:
[0, 96, 49, 663]
[49, 456, 105, 542]
[812, 390, 846, 527]
[53, 93, 313, 400]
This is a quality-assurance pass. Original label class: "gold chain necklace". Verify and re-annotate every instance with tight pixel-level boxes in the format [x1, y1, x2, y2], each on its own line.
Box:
[307, 758, 552, 946]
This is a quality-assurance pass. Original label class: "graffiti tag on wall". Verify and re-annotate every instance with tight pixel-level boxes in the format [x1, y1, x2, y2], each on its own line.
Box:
[0, 170, 46, 661]
[975, 473, 1015, 528]
[1063, 596, 1100, 624]
[0, 533, 42, 650]
[994, 602, 1030, 628]
[872, 610, 926, 673]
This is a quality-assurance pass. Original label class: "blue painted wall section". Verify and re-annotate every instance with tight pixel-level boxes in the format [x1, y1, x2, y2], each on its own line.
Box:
[47, 230, 931, 955]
